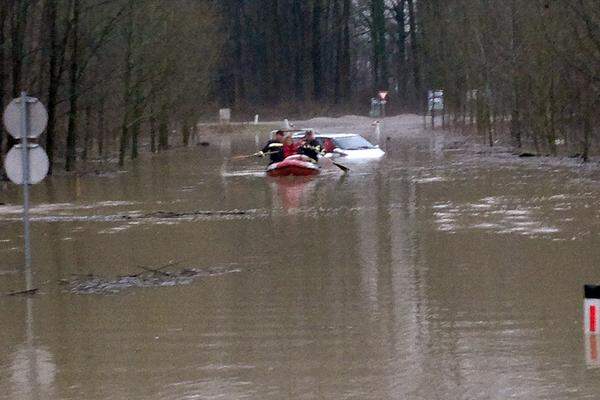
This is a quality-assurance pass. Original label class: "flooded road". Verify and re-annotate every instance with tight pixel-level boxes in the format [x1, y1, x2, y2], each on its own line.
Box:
[2, 115, 600, 399]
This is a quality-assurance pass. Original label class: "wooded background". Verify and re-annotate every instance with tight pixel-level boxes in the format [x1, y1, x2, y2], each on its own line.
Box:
[1, 0, 598, 173]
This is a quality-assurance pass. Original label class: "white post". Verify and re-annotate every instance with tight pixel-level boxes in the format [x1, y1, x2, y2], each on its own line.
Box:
[20, 91, 32, 269]
[254, 114, 259, 125]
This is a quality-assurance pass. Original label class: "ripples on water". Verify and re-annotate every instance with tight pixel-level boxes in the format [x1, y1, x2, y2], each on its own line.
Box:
[2, 131, 600, 399]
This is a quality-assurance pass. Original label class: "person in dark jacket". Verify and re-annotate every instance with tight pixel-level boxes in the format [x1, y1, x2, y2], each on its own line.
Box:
[298, 130, 321, 162]
[259, 130, 285, 164]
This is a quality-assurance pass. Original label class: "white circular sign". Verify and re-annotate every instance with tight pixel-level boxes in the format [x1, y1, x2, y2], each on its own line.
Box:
[3, 97, 48, 139]
[4, 145, 49, 184]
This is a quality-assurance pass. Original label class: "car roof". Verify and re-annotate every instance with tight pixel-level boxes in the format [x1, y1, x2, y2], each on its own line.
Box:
[314, 133, 357, 138]
[290, 131, 359, 138]
[271, 129, 308, 135]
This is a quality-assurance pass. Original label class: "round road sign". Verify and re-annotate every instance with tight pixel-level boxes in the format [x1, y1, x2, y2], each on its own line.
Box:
[3, 96, 48, 139]
[4, 145, 50, 185]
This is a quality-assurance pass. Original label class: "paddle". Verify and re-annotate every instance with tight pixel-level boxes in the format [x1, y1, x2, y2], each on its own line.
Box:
[332, 159, 350, 173]
[231, 150, 277, 160]
[321, 154, 349, 173]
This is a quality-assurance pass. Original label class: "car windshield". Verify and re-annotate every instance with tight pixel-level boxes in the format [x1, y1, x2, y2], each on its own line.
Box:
[332, 136, 375, 150]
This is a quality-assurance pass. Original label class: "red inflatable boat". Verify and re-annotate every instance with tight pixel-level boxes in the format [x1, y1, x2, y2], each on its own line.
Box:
[266, 155, 320, 177]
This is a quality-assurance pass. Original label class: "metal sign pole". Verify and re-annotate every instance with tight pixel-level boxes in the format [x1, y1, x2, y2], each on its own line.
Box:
[20, 91, 32, 268]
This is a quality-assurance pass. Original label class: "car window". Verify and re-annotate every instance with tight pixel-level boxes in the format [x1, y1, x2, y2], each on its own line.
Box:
[332, 136, 375, 150]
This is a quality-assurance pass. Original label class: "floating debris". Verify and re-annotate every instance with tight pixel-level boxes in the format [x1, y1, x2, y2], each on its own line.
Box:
[64, 264, 241, 295]
[135, 210, 247, 219]
[6, 288, 39, 297]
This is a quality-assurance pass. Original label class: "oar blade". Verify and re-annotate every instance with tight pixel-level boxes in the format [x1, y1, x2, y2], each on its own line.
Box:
[332, 160, 350, 173]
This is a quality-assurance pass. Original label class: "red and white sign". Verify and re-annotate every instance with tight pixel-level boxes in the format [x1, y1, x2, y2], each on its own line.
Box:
[378, 91, 388, 100]
[585, 298, 600, 334]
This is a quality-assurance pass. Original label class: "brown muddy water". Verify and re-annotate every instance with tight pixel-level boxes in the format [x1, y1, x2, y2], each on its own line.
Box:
[2, 117, 600, 399]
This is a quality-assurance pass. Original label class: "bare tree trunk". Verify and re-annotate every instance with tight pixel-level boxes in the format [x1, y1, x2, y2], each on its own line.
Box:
[118, 3, 133, 167]
[509, 0, 521, 148]
[311, 0, 323, 101]
[158, 105, 169, 151]
[6, 0, 29, 152]
[0, 4, 7, 178]
[82, 105, 91, 160]
[182, 119, 190, 147]
[340, 0, 351, 101]
[370, 0, 387, 90]
[547, 78, 557, 156]
[10, 0, 28, 97]
[393, 0, 407, 104]
[149, 106, 157, 154]
[582, 118, 591, 162]
[65, 0, 80, 172]
[118, 116, 129, 166]
[130, 85, 141, 160]
[97, 96, 105, 158]
[407, 0, 422, 109]
[45, 0, 61, 175]
[333, 0, 342, 104]
[291, 0, 306, 102]
[582, 91, 592, 162]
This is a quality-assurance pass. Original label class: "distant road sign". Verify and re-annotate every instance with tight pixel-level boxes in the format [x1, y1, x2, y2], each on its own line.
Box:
[428, 90, 445, 111]
[3, 96, 48, 139]
[378, 91, 388, 100]
[219, 108, 231, 123]
[4, 145, 49, 184]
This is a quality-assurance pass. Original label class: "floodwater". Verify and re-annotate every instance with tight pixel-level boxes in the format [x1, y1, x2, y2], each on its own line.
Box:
[2, 116, 600, 399]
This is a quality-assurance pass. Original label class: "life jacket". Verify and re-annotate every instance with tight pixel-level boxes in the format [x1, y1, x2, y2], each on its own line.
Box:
[299, 139, 321, 161]
[262, 140, 284, 164]
[283, 143, 299, 158]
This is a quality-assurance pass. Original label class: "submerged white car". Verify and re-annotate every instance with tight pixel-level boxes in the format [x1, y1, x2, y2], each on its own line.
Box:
[292, 132, 385, 160]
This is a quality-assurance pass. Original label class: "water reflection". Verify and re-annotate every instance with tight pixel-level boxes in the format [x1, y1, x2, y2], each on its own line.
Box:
[2, 123, 600, 399]
[268, 176, 319, 211]
[585, 335, 600, 369]
[10, 298, 56, 400]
